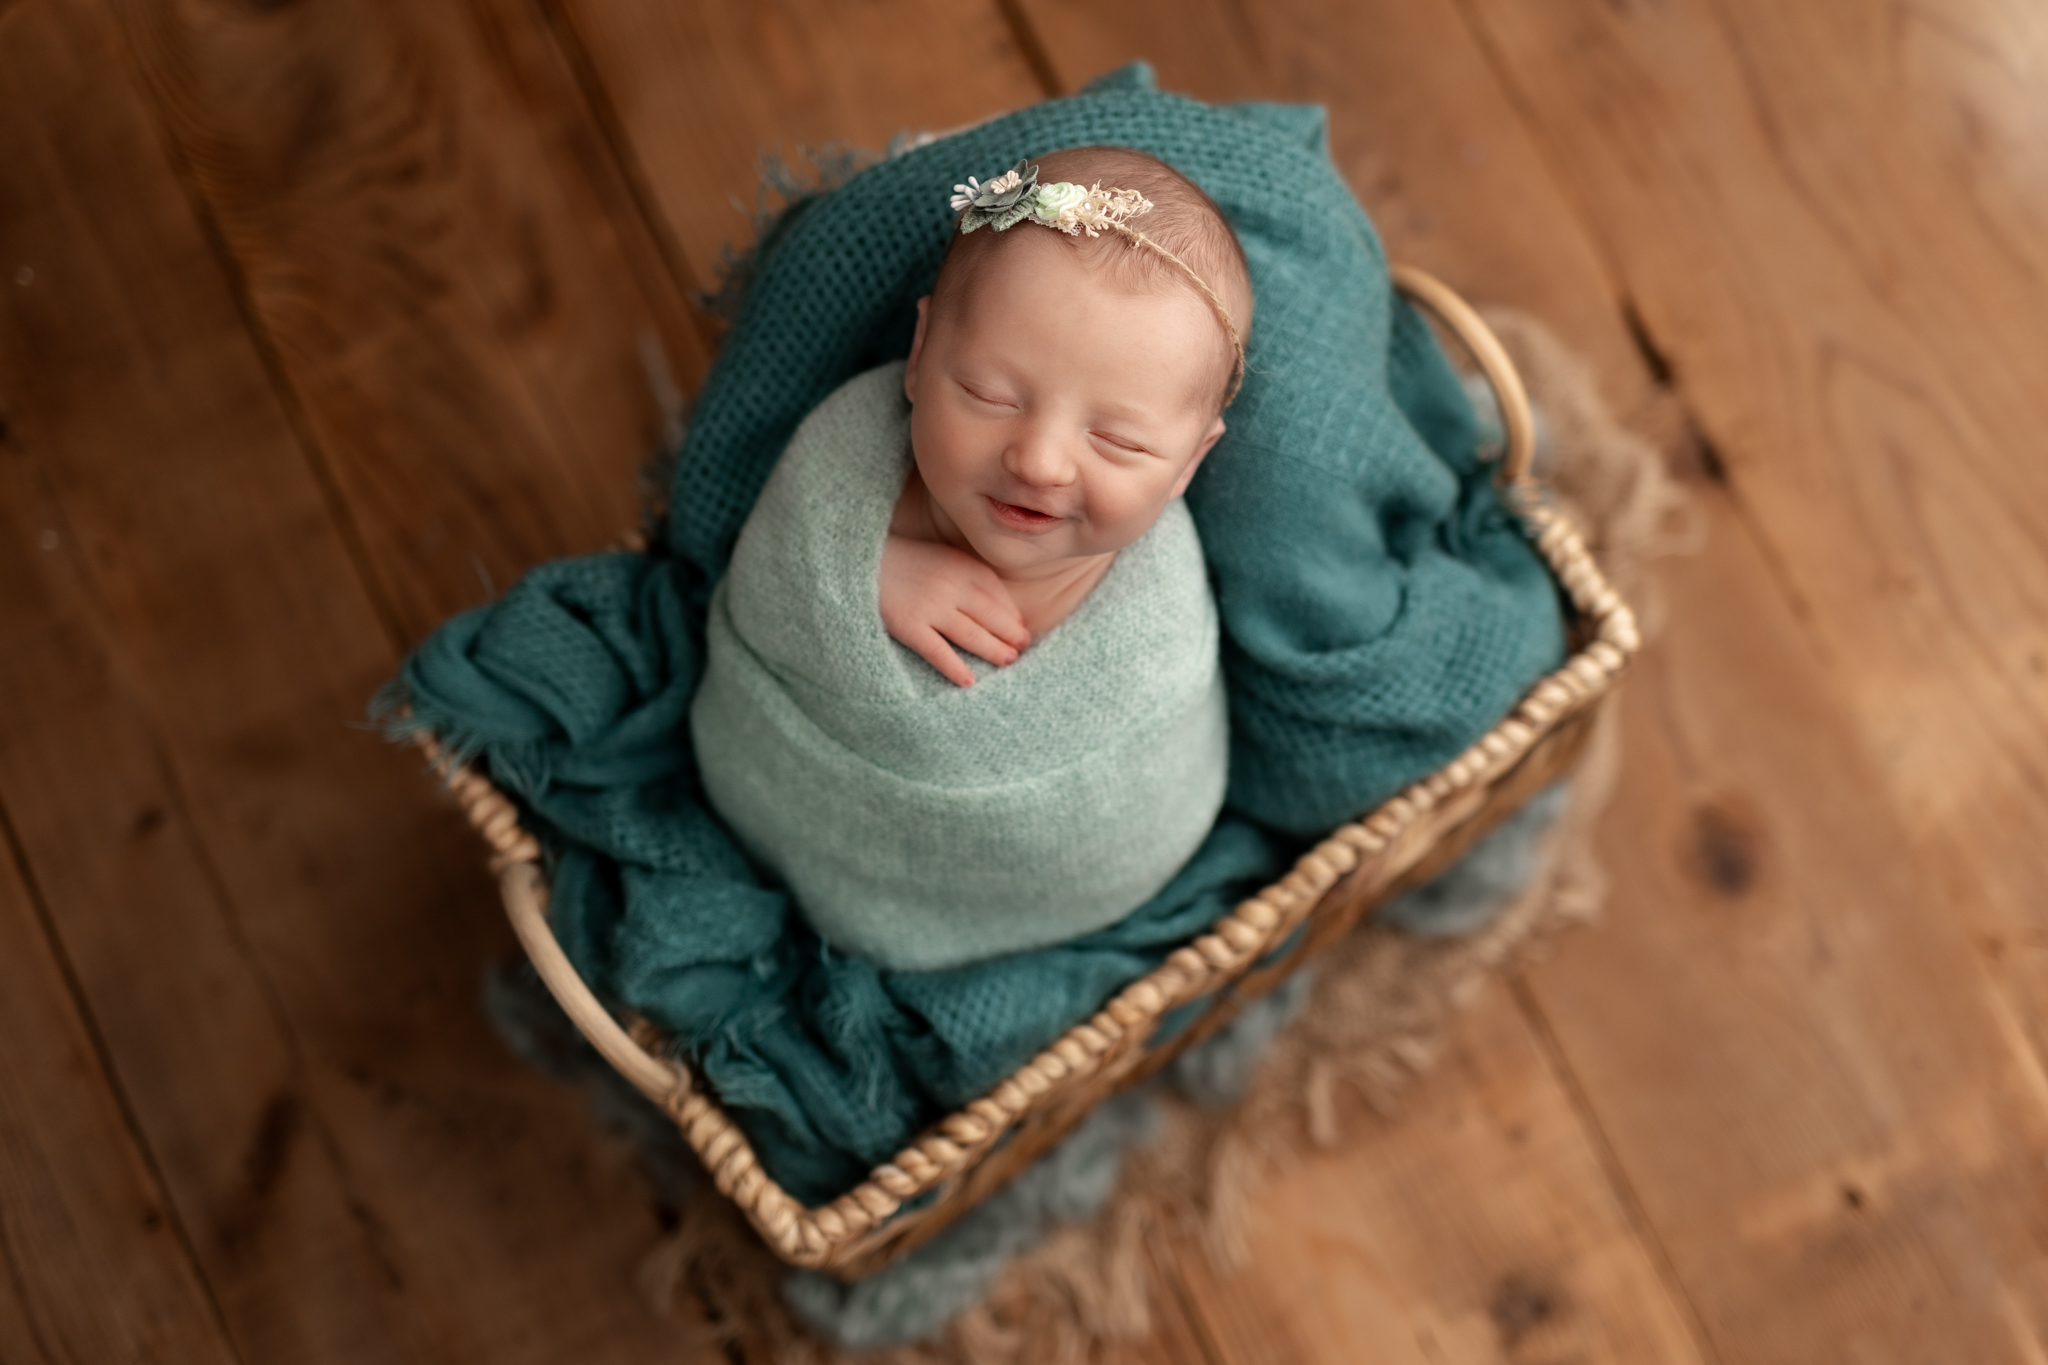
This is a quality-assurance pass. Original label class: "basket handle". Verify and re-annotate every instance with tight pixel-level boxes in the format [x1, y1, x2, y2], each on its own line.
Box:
[500, 858, 689, 1108]
[1390, 264, 1535, 485]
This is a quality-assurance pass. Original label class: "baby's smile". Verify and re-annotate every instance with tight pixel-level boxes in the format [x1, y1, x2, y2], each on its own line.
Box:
[987, 495, 1064, 532]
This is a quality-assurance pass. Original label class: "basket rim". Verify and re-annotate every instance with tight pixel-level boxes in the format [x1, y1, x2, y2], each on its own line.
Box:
[417, 269, 1641, 1271]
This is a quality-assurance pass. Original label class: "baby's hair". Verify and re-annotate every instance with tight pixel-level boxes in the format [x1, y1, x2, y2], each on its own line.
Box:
[930, 146, 1254, 411]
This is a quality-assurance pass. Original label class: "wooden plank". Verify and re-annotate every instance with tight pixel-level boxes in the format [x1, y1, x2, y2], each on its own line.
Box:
[1515, 472, 2048, 1361]
[0, 1268, 51, 1365]
[0, 816, 237, 1365]
[0, 2, 712, 1360]
[1166, 984, 1708, 1364]
[1456, 0, 2048, 1085]
[108, 0, 713, 642]
[0, 443, 432, 1364]
[552, 0, 1048, 290]
[0, 7, 428, 1358]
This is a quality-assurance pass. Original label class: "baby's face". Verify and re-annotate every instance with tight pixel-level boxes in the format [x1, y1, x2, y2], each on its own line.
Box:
[904, 233, 1228, 576]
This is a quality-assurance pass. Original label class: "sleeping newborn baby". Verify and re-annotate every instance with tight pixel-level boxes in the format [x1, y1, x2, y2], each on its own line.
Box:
[691, 146, 1254, 970]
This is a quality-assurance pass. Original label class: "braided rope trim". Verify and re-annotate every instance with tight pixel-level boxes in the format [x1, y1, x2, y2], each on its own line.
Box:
[420, 476, 1635, 1273]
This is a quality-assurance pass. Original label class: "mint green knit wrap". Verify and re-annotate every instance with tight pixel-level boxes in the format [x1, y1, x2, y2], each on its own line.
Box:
[381, 65, 1565, 1203]
[692, 364, 1229, 970]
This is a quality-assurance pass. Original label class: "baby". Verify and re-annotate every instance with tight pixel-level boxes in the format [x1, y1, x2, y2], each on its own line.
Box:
[880, 148, 1249, 687]
[691, 146, 1254, 971]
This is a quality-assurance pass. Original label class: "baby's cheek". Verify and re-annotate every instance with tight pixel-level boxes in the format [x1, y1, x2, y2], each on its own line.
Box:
[1089, 477, 1176, 550]
[913, 419, 977, 492]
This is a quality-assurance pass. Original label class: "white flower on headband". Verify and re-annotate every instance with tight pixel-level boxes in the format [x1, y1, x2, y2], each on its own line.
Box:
[948, 177, 982, 212]
[1031, 180, 1090, 227]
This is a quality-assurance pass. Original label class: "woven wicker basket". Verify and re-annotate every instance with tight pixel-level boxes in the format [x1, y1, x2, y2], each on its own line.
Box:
[420, 267, 1637, 1279]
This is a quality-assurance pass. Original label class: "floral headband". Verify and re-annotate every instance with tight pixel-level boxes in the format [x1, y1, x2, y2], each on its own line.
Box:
[950, 160, 1246, 404]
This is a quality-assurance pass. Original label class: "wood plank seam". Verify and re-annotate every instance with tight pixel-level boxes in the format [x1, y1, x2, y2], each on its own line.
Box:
[1444, 0, 1847, 664]
[86, 0, 415, 660]
[1441, 0, 1645, 314]
[116, 733, 417, 1295]
[991, 0, 1068, 98]
[0, 752, 246, 1365]
[2, 442, 421, 1311]
[1617, 295, 1846, 663]
[1689, 441, 1837, 654]
[534, 0, 724, 348]
[1507, 970, 1727, 1365]
[1351, 5, 1760, 1347]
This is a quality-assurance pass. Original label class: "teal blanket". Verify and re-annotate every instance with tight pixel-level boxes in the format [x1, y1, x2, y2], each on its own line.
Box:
[693, 363, 1229, 971]
[382, 65, 1565, 1203]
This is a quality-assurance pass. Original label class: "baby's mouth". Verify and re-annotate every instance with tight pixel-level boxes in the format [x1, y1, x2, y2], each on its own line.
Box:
[986, 496, 1062, 532]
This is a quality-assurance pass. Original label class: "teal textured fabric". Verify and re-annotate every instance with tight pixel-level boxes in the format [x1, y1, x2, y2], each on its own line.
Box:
[670, 64, 1564, 835]
[693, 363, 1229, 970]
[381, 64, 1565, 1204]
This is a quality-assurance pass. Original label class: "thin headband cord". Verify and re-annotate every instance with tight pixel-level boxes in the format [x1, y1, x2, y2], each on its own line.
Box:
[1106, 222, 1245, 405]
[951, 159, 1247, 406]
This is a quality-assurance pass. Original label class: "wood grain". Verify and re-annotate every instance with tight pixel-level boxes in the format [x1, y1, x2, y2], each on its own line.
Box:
[1459, 0, 2048, 1091]
[552, 0, 1048, 290]
[0, 1, 713, 1359]
[108, 0, 712, 642]
[1524, 469, 2048, 1361]
[1170, 983, 1708, 1364]
[0, 806, 235, 1364]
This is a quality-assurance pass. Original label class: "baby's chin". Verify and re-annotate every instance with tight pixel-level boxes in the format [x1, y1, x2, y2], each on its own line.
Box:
[967, 532, 1073, 574]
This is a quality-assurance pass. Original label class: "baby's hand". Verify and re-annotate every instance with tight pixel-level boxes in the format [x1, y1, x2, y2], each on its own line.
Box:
[879, 536, 1030, 687]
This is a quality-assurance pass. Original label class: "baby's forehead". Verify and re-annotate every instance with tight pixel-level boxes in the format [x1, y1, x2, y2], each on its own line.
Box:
[938, 223, 1183, 306]
[934, 236, 1230, 389]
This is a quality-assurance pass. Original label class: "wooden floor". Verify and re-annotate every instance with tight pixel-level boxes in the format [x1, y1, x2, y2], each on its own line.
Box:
[6, 0, 2048, 1360]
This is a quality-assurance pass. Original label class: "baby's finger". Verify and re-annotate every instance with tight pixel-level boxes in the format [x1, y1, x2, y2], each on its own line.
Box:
[911, 627, 978, 687]
[940, 615, 1022, 669]
[965, 587, 1030, 649]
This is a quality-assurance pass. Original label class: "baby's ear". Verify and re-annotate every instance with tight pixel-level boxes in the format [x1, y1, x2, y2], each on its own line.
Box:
[1171, 415, 1227, 500]
[905, 297, 931, 403]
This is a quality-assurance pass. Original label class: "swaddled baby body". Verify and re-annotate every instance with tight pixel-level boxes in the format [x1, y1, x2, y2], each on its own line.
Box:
[691, 147, 1255, 971]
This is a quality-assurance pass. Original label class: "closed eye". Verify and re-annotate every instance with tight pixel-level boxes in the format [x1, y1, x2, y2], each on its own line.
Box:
[958, 381, 1016, 409]
[1091, 430, 1150, 454]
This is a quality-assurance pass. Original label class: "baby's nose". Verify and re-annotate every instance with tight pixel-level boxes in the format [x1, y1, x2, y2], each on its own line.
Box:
[1004, 432, 1078, 487]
